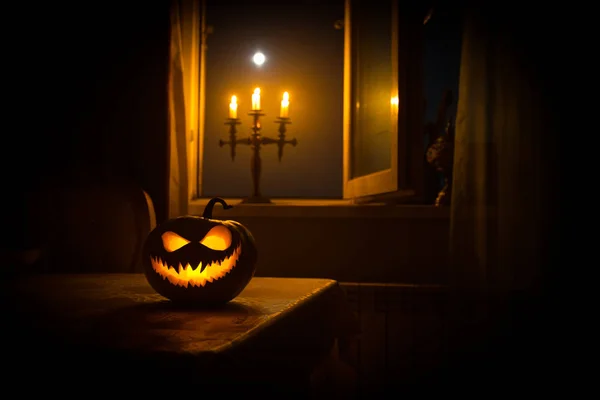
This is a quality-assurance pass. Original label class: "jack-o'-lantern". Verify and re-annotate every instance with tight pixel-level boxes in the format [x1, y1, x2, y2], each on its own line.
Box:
[142, 197, 257, 305]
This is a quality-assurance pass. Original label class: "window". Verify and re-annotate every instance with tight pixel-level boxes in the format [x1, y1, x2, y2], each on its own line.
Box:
[344, 0, 400, 199]
[199, 0, 345, 200]
[343, 0, 428, 202]
[193, 0, 429, 203]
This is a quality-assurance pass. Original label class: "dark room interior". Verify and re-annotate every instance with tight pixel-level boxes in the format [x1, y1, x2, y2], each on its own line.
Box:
[3, 0, 560, 397]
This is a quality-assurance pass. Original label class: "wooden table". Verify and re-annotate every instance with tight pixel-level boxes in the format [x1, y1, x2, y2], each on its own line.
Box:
[2, 274, 358, 395]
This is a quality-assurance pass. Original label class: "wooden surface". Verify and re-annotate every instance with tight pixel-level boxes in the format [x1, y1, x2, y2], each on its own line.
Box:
[3, 274, 358, 392]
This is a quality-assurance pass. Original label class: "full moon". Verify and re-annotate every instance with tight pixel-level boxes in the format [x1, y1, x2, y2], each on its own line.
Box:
[252, 52, 266, 66]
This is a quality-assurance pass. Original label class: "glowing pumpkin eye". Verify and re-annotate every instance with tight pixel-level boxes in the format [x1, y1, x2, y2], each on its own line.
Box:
[161, 231, 190, 252]
[200, 225, 232, 251]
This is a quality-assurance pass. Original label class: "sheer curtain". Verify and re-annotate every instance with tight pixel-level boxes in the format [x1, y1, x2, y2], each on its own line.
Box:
[447, 4, 559, 381]
[169, 0, 190, 218]
[169, 0, 203, 218]
[450, 5, 557, 298]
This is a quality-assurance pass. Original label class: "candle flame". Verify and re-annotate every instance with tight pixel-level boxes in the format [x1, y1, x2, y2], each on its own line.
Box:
[280, 91, 290, 118]
[229, 95, 238, 118]
[251, 88, 261, 110]
[282, 92, 290, 108]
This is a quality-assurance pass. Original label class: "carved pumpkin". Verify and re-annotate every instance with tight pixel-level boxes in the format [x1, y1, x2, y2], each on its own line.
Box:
[142, 198, 257, 305]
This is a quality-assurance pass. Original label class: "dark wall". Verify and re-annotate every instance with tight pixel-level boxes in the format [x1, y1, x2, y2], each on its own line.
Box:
[7, 2, 172, 250]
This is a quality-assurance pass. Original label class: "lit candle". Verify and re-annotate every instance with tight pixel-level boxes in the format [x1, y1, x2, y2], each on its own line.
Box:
[251, 87, 261, 110]
[229, 95, 238, 119]
[280, 91, 290, 118]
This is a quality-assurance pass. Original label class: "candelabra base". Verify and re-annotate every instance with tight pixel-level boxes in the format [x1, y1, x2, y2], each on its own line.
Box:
[240, 196, 274, 204]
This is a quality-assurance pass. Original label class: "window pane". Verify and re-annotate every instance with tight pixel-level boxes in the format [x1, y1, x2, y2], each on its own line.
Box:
[351, 0, 394, 179]
[201, 0, 345, 199]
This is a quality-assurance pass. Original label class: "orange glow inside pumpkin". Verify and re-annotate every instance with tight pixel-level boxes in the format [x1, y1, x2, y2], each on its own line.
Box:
[199, 225, 232, 251]
[161, 226, 232, 252]
[161, 231, 190, 252]
[154, 225, 239, 288]
[150, 245, 241, 288]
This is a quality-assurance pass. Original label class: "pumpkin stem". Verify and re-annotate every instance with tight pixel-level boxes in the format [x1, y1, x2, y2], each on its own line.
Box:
[203, 197, 233, 218]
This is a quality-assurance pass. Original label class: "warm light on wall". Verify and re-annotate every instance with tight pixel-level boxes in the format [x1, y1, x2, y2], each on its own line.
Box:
[390, 95, 399, 106]
[229, 95, 238, 119]
[251, 88, 261, 110]
[280, 92, 290, 118]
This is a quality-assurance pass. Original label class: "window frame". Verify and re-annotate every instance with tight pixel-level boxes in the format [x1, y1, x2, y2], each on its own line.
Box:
[192, 0, 425, 203]
[342, 0, 424, 202]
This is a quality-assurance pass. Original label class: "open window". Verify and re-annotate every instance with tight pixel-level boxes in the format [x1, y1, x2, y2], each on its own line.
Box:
[343, 0, 425, 202]
[185, 0, 432, 208]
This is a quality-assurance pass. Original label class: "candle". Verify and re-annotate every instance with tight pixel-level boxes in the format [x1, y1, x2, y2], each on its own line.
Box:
[251, 87, 261, 110]
[280, 91, 290, 118]
[229, 95, 238, 119]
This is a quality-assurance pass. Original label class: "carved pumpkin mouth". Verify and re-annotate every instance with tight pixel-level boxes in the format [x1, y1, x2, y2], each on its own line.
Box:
[150, 244, 242, 288]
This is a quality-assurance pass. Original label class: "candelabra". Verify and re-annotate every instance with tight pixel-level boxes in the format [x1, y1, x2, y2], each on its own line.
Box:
[219, 110, 298, 204]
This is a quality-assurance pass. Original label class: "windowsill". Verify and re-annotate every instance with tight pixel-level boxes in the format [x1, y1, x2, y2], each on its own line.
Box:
[188, 198, 450, 219]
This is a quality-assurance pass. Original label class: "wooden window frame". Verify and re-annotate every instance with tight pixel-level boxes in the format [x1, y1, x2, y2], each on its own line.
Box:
[342, 0, 424, 203]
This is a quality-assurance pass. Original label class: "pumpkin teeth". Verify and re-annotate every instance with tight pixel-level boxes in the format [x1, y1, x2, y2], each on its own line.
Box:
[150, 245, 242, 288]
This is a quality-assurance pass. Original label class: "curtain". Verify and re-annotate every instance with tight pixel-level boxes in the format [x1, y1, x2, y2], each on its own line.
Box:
[168, 1, 190, 218]
[450, 6, 558, 297]
[448, 5, 559, 378]
[168, 0, 203, 218]
[445, 5, 561, 386]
